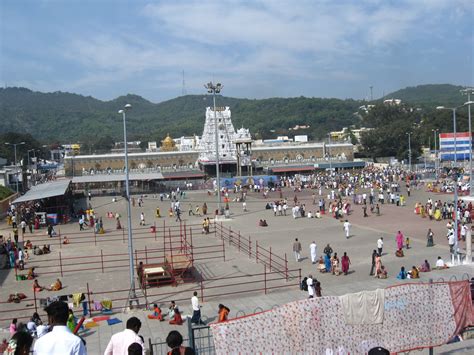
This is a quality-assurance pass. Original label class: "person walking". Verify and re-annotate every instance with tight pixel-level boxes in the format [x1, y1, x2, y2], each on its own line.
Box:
[293, 238, 302, 262]
[190, 291, 204, 325]
[377, 237, 383, 256]
[426, 228, 434, 247]
[341, 252, 351, 275]
[369, 249, 377, 276]
[396, 231, 404, 250]
[309, 241, 317, 264]
[343, 220, 351, 239]
[363, 205, 368, 217]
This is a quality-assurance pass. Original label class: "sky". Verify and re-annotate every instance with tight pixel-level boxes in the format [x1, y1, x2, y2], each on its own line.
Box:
[0, 0, 472, 103]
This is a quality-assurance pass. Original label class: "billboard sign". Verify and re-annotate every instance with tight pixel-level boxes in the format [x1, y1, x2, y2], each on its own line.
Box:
[439, 132, 472, 161]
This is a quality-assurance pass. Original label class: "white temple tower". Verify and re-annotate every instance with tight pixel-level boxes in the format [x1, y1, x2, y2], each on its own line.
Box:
[198, 106, 237, 165]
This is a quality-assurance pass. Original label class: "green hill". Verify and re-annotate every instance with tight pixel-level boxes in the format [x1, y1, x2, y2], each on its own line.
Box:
[0, 87, 361, 143]
[0, 84, 468, 147]
[382, 84, 467, 108]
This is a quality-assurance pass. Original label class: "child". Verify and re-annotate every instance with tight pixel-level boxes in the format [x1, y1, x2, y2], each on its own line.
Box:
[405, 237, 410, 249]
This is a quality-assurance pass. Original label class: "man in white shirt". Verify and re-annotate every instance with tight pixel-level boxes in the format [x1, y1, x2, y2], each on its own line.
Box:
[309, 241, 317, 264]
[447, 229, 455, 254]
[191, 291, 204, 325]
[104, 316, 145, 355]
[377, 237, 383, 256]
[343, 220, 351, 239]
[306, 275, 315, 299]
[436, 256, 447, 269]
[33, 301, 86, 355]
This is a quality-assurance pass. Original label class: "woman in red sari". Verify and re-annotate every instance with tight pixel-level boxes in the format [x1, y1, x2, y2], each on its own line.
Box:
[341, 252, 351, 275]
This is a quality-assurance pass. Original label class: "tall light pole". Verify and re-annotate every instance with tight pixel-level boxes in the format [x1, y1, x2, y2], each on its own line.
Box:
[432, 129, 439, 180]
[461, 88, 474, 196]
[406, 133, 412, 171]
[5, 141, 25, 193]
[118, 104, 137, 303]
[328, 133, 332, 171]
[204, 81, 223, 214]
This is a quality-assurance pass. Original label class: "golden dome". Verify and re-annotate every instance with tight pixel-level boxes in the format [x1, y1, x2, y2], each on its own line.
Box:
[161, 134, 177, 151]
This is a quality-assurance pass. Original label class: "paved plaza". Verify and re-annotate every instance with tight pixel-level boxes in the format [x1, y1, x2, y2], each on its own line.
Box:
[1, 182, 474, 353]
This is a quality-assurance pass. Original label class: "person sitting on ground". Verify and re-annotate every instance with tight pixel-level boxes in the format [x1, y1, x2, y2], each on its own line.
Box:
[377, 265, 388, 279]
[166, 330, 195, 355]
[168, 308, 183, 325]
[168, 301, 177, 319]
[315, 210, 321, 218]
[27, 267, 37, 280]
[33, 246, 43, 255]
[419, 260, 431, 272]
[42, 245, 50, 254]
[317, 256, 326, 273]
[259, 219, 268, 227]
[408, 266, 419, 279]
[62, 237, 70, 245]
[147, 304, 164, 321]
[24, 240, 33, 249]
[49, 279, 62, 291]
[33, 279, 44, 293]
[436, 256, 448, 269]
[217, 304, 230, 323]
[397, 266, 407, 280]
[395, 248, 404, 257]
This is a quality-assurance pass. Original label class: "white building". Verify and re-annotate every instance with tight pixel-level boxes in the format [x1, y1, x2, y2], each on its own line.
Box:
[198, 107, 238, 164]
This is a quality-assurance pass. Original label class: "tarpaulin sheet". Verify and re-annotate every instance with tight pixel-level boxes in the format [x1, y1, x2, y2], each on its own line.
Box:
[210, 281, 474, 354]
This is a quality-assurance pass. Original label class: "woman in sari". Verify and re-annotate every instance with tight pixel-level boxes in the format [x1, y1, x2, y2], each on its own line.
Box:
[324, 253, 332, 273]
[9, 250, 15, 268]
[374, 254, 382, 278]
[332, 253, 340, 276]
[426, 228, 434, 247]
[419, 260, 431, 272]
[341, 252, 351, 275]
[396, 231, 404, 250]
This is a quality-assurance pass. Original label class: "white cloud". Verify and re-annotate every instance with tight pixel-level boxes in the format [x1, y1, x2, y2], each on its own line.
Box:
[27, 0, 470, 99]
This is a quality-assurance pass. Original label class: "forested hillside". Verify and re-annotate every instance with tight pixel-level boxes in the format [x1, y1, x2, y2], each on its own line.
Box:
[0, 87, 361, 144]
[0, 84, 469, 162]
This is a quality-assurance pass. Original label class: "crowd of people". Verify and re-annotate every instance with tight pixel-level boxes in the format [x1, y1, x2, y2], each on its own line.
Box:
[2, 290, 231, 354]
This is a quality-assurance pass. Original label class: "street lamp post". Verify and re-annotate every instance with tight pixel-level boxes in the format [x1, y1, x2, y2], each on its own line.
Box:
[204, 82, 223, 215]
[118, 104, 138, 304]
[5, 142, 25, 193]
[406, 133, 412, 171]
[432, 129, 439, 180]
[328, 133, 332, 171]
[461, 88, 474, 196]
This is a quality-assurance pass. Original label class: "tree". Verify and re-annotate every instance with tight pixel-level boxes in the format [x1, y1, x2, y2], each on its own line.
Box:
[0, 132, 44, 165]
[359, 104, 422, 161]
